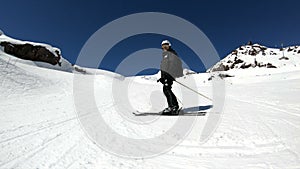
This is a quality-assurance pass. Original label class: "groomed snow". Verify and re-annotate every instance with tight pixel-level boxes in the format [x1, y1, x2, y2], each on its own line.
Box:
[1, 48, 300, 168]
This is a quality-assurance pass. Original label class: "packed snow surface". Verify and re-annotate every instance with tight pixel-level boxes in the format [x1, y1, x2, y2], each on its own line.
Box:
[1, 45, 300, 169]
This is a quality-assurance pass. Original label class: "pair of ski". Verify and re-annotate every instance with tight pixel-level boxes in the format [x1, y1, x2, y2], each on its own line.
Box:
[133, 107, 207, 116]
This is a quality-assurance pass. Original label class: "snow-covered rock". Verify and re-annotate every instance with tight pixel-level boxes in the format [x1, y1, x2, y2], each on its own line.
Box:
[183, 68, 197, 75]
[0, 33, 74, 72]
[208, 42, 300, 72]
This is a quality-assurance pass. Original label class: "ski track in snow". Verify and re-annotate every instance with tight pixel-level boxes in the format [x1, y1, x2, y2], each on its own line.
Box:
[1, 53, 300, 168]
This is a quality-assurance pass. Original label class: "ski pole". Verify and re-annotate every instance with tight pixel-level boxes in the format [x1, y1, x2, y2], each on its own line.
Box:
[174, 80, 212, 101]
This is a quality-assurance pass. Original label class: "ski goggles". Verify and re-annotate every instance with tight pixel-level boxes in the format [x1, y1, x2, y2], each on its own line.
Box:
[161, 44, 169, 50]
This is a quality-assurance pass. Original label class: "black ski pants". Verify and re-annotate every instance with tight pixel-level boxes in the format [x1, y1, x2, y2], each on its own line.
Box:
[163, 82, 178, 108]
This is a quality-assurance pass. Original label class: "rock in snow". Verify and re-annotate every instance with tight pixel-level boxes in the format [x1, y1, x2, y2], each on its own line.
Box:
[0, 41, 61, 65]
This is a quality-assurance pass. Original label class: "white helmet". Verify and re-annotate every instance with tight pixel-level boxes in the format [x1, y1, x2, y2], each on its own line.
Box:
[161, 40, 171, 46]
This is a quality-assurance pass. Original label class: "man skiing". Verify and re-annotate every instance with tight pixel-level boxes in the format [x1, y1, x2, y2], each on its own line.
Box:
[157, 40, 183, 115]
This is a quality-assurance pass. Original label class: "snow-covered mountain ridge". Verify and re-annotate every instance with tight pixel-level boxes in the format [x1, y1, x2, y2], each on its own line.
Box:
[208, 42, 300, 72]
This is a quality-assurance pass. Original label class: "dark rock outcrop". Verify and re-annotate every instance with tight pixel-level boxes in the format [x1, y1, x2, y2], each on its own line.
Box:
[74, 66, 87, 74]
[249, 48, 258, 56]
[218, 73, 234, 79]
[0, 41, 61, 65]
[208, 73, 234, 81]
[266, 63, 277, 68]
[233, 58, 244, 64]
[247, 41, 253, 45]
[231, 50, 238, 56]
[279, 56, 289, 60]
[240, 63, 252, 69]
[210, 63, 229, 72]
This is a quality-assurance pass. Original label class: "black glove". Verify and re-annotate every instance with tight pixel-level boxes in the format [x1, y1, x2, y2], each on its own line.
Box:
[157, 78, 167, 84]
[169, 75, 175, 82]
[161, 71, 175, 82]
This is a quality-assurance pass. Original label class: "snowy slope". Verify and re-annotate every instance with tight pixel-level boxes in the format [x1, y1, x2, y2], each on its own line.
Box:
[1, 45, 300, 169]
[208, 43, 300, 73]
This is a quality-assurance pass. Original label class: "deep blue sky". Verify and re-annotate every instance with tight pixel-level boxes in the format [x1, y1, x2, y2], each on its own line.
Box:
[1, 0, 299, 75]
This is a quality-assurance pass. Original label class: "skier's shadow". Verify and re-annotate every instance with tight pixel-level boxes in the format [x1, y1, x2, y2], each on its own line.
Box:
[182, 105, 212, 112]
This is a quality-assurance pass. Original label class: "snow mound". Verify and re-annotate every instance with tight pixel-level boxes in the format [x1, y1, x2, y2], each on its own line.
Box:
[208, 42, 300, 73]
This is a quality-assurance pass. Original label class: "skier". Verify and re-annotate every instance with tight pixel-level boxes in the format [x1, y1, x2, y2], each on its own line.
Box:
[157, 40, 183, 115]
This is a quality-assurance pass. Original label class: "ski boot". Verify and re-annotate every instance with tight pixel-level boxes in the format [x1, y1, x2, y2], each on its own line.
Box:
[161, 106, 180, 115]
[161, 107, 172, 115]
[170, 106, 180, 115]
